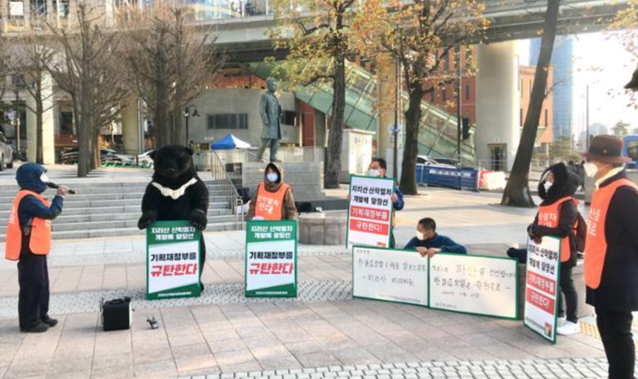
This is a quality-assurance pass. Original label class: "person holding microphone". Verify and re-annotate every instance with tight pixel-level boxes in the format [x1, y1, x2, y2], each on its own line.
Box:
[4, 163, 68, 333]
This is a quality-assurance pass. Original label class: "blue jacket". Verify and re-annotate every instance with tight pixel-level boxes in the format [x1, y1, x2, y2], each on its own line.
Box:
[393, 186, 404, 211]
[15, 163, 64, 234]
[404, 233, 467, 254]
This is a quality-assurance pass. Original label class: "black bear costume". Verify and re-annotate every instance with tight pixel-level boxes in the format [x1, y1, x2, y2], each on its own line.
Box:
[138, 145, 209, 286]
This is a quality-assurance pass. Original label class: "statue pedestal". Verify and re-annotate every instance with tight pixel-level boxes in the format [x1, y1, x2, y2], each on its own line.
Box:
[299, 212, 347, 245]
[242, 162, 325, 202]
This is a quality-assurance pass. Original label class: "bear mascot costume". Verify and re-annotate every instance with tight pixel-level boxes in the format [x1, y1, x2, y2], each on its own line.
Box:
[138, 145, 209, 289]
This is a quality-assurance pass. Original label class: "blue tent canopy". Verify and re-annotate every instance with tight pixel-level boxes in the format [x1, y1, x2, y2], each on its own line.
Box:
[210, 134, 252, 150]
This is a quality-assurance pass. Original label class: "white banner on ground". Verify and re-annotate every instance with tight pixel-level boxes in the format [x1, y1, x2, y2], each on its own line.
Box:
[429, 254, 518, 319]
[347, 175, 394, 248]
[353, 246, 428, 307]
[524, 237, 561, 343]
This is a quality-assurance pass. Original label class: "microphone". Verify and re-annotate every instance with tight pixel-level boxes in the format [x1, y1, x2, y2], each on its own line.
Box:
[47, 182, 77, 195]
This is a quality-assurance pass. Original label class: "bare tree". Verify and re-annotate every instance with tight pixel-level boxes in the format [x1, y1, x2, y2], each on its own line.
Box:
[120, 1, 222, 148]
[501, 0, 560, 207]
[46, 1, 130, 177]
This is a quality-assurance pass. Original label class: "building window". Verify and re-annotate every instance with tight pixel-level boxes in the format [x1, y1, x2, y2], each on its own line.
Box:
[465, 47, 472, 69]
[32, 0, 46, 16]
[430, 90, 435, 103]
[544, 109, 548, 127]
[60, 112, 74, 134]
[8, 1, 25, 18]
[53, 0, 69, 19]
[442, 88, 447, 102]
[207, 114, 248, 130]
[465, 83, 470, 101]
[444, 54, 450, 70]
[282, 110, 296, 126]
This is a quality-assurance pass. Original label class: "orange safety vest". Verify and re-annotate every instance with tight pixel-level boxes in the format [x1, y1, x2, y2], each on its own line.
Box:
[5, 190, 52, 261]
[537, 197, 578, 263]
[584, 179, 638, 289]
[254, 183, 290, 221]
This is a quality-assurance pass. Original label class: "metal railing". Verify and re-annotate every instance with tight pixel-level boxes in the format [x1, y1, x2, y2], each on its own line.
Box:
[209, 150, 245, 230]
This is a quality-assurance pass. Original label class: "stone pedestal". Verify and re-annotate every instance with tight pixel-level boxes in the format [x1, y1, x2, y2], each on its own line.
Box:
[299, 213, 347, 245]
[242, 162, 325, 202]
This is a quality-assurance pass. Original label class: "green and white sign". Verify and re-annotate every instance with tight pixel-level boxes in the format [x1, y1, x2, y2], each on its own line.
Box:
[147, 220, 201, 300]
[245, 220, 297, 297]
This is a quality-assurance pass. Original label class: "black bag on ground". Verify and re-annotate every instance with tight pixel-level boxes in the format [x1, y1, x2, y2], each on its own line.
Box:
[101, 297, 132, 331]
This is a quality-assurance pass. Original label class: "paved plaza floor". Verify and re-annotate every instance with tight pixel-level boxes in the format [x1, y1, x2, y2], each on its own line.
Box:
[0, 166, 628, 379]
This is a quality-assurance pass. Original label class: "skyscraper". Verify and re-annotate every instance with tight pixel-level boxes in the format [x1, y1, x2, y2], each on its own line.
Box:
[530, 36, 574, 140]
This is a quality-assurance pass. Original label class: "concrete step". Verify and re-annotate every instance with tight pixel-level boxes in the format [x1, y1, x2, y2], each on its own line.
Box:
[0, 222, 242, 241]
[0, 184, 233, 197]
[0, 199, 233, 211]
[0, 209, 235, 227]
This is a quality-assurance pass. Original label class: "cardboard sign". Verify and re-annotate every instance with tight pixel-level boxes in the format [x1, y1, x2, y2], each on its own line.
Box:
[347, 175, 395, 248]
[245, 220, 297, 297]
[353, 246, 428, 307]
[429, 254, 518, 319]
[524, 237, 561, 343]
[147, 221, 201, 300]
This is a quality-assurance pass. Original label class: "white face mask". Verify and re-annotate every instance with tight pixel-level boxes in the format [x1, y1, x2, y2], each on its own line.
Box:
[543, 181, 553, 192]
[367, 169, 380, 177]
[40, 173, 50, 183]
[266, 173, 279, 183]
[583, 162, 598, 178]
[416, 231, 425, 241]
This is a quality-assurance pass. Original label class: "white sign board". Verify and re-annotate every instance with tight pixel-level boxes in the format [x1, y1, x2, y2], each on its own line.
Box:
[347, 176, 394, 248]
[353, 246, 428, 307]
[525, 237, 561, 343]
[429, 254, 518, 319]
[9, 1, 24, 16]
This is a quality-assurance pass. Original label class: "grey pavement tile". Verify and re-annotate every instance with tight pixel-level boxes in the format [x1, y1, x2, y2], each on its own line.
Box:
[91, 365, 135, 379]
[173, 343, 214, 359]
[134, 359, 178, 378]
[209, 338, 248, 354]
[214, 349, 256, 366]
[294, 351, 342, 367]
[175, 354, 218, 373]
[91, 353, 134, 371]
[285, 341, 327, 356]
[257, 356, 303, 371]
[218, 360, 263, 374]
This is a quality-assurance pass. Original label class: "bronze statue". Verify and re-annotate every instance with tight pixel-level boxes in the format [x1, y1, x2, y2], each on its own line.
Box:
[257, 78, 282, 162]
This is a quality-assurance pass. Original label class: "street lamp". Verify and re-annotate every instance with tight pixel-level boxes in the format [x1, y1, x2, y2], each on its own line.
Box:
[183, 105, 200, 146]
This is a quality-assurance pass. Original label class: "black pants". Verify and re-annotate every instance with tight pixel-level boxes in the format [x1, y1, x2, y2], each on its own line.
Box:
[558, 263, 578, 323]
[18, 253, 50, 329]
[596, 307, 635, 379]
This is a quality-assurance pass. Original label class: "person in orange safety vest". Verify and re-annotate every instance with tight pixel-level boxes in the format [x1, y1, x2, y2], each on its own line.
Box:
[247, 163, 298, 221]
[580, 135, 638, 379]
[528, 162, 585, 337]
[4, 163, 68, 333]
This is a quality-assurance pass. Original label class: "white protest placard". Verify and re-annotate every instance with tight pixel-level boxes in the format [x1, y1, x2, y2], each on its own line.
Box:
[428, 254, 518, 319]
[524, 237, 561, 343]
[347, 175, 394, 248]
[353, 246, 428, 307]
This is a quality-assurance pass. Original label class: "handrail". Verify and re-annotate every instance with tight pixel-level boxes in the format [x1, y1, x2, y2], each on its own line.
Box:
[209, 150, 245, 230]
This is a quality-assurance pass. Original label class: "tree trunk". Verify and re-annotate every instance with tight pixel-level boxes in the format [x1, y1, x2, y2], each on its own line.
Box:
[399, 85, 424, 195]
[501, 0, 560, 207]
[36, 98, 44, 164]
[325, 55, 346, 189]
[155, 78, 170, 148]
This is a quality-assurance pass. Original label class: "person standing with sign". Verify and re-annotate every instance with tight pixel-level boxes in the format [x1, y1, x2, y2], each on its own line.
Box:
[366, 158, 404, 248]
[5, 164, 68, 333]
[528, 162, 585, 336]
[580, 135, 638, 379]
[248, 163, 298, 221]
[404, 218, 466, 256]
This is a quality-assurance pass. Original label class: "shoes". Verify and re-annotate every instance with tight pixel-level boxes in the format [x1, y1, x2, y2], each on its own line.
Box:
[20, 322, 49, 333]
[42, 317, 58, 327]
[557, 321, 580, 336]
[557, 317, 566, 326]
[200, 282, 205, 292]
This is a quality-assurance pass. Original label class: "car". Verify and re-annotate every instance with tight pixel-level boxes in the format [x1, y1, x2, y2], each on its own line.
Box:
[0, 132, 15, 171]
[417, 155, 456, 168]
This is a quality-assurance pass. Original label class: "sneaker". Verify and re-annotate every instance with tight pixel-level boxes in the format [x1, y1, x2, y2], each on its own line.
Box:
[557, 321, 580, 336]
[558, 317, 566, 326]
[42, 317, 58, 327]
[20, 322, 49, 333]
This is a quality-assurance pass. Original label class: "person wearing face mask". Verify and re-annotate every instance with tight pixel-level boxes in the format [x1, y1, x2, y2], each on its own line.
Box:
[404, 217, 466, 256]
[579, 135, 638, 379]
[366, 158, 404, 248]
[4, 163, 68, 333]
[247, 162, 298, 221]
[528, 162, 584, 336]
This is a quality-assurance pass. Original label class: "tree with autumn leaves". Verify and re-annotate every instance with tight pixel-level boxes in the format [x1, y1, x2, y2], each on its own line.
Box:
[353, 0, 488, 195]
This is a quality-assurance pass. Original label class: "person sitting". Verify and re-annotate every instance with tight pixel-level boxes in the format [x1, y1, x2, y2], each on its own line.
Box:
[404, 217, 467, 257]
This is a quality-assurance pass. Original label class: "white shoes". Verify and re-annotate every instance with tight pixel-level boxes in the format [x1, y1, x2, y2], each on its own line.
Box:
[557, 321, 580, 335]
[558, 317, 566, 326]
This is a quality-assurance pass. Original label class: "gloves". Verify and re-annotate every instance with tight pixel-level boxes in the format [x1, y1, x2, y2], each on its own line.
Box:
[189, 209, 208, 230]
[138, 211, 158, 230]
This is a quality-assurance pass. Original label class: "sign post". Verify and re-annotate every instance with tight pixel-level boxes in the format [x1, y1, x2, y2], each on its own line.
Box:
[347, 175, 395, 248]
[524, 237, 561, 343]
[245, 220, 297, 297]
[146, 220, 201, 300]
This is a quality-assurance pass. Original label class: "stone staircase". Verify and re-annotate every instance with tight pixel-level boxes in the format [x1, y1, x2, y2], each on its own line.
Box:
[0, 180, 242, 241]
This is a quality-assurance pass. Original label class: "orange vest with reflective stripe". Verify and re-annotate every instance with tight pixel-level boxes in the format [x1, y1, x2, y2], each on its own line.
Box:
[5, 190, 52, 261]
[585, 179, 638, 289]
[254, 183, 290, 221]
[537, 197, 578, 263]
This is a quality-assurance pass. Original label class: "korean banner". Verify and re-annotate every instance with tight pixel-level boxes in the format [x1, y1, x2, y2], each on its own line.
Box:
[147, 221, 201, 300]
[524, 237, 561, 343]
[429, 254, 518, 319]
[347, 175, 395, 248]
[353, 246, 429, 307]
[245, 220, 297, 297]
